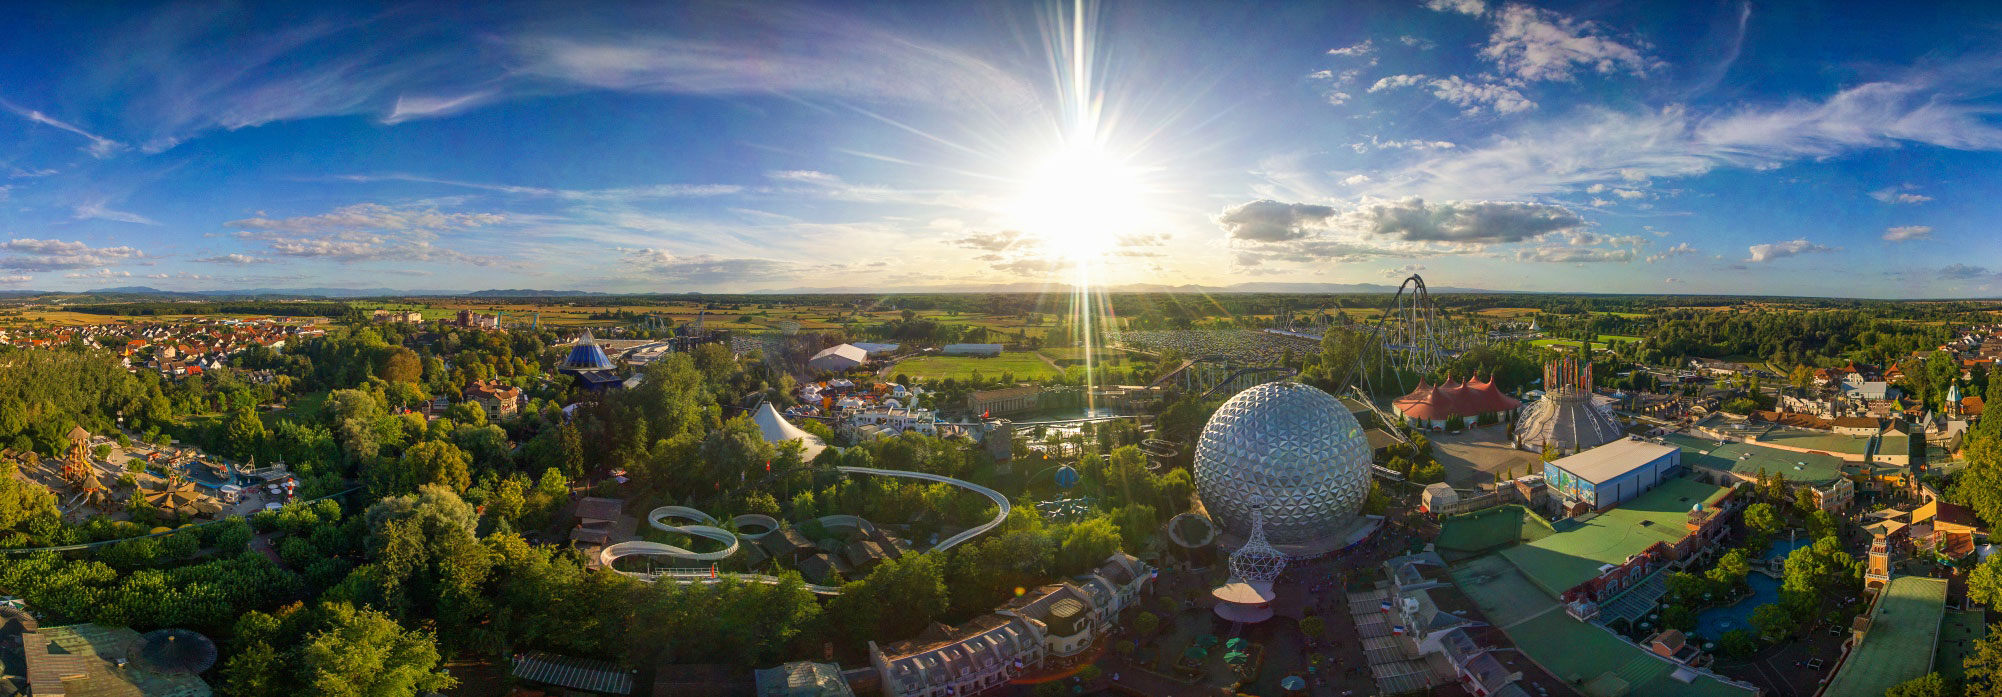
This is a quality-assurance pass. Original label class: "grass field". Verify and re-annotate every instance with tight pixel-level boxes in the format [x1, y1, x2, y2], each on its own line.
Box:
[1474, 307, 1542, 318]
[890, 352, 1061, 382]
[263, 390, 330, 427]
[1596, 334, 1644, 343]
[1530, 338, 1610, 351]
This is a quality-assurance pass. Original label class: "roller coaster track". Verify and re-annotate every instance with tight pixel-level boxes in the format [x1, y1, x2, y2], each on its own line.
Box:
[1331, 274, 1478, 397]
[1195, 366, 1301, 401]
[598, 466, 1010, 595]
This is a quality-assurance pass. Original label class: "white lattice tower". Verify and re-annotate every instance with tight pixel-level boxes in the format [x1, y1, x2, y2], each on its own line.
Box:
[1228, 499, 1288, 584]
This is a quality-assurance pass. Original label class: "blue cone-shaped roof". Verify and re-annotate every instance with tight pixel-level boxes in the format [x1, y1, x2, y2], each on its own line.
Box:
[562, 329, 615, 371]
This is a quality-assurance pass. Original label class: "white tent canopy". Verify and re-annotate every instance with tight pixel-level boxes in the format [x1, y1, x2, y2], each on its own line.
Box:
[754, 402, 827, 461]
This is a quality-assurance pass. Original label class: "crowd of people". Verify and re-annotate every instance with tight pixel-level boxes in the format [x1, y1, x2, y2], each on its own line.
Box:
[1111, 330, 1310, 367]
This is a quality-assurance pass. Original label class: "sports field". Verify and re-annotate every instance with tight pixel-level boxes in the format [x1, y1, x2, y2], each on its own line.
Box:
[890, 352, 1060, 382]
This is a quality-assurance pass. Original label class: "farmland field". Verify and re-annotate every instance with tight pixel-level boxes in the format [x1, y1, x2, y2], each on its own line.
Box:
[889, 352, 1061, 382]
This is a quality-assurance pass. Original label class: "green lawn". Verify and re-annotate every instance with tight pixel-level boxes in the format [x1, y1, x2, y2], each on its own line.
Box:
[891, 353, 1061, 382]
[263, 390, 330, 427]
[1596, 334, 1644, 343]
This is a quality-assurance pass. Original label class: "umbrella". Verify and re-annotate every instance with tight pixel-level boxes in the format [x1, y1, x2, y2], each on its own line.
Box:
[1225, 638, 1248, 650]
[1282, 676, 1307, 691]
[1183, 646, 1210, 661]
[1224, 651, 1249, 664]
[1196, 635, 1220, 648]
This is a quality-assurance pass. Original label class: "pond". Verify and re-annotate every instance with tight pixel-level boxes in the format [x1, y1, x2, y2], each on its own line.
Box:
[1691, 536, 1810, 639]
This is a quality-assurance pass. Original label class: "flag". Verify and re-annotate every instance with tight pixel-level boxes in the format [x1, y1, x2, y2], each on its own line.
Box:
[765, 460, 771, 472]
[1380, 600, 1392, 613]
[1392, 625, 1405, 636]
[983, 409, 990, 418]
[709, 564, 718, 579]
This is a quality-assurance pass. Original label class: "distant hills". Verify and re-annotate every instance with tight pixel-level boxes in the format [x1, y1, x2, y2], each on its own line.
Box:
[747, 281, 1504, 294]
[54, 282, 1509, 299]
[77, 287, 608, 299]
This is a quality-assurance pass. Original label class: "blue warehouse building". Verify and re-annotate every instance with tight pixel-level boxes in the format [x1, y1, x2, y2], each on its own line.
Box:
[1543, 438, 1682, 515]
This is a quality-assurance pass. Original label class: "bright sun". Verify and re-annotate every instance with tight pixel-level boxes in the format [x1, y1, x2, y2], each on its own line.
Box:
[1012, 143, 1148, 264]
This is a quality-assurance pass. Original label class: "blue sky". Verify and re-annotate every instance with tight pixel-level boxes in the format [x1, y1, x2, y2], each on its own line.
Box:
[1, 0, 1999, 297]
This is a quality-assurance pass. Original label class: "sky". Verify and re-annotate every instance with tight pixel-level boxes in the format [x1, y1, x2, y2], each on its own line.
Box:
[1, 0, 2000, 298]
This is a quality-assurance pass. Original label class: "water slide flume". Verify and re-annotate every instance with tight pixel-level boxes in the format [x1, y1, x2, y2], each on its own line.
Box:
[598, 466, 1010, 595]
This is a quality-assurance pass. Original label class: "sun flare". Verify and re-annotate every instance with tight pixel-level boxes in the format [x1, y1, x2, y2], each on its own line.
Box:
[1012, 143, 1148, 264]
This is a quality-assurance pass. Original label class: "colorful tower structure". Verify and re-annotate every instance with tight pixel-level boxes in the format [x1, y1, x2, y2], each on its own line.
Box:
[62, 425, 110, 507]
[62, 426, 93, 483]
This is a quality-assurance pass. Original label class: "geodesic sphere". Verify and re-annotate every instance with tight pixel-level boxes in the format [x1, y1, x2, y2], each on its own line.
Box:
[1193, 381, 1371, 548]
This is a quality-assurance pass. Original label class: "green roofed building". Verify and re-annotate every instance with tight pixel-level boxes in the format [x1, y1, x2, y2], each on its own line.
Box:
[1822, 575, 1948, 697]
[1499, 477, 1734, 609]
[1661, 433, 1856, 512]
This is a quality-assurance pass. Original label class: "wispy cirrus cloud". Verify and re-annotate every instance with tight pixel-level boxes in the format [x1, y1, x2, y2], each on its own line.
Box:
[73, 3, 1037, 152]
[330, 173, 742, 202]
[1351, 57, 2002, 203]
[0, 100, 126, 158]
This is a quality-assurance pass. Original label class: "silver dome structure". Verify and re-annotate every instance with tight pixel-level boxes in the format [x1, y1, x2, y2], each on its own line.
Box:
[1194, 380, 1373, 553]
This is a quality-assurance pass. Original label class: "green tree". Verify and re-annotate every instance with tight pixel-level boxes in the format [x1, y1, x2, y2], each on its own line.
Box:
[825, 553, 948, 641]
[1055, 517, 1122, 576]
[302, 603, 456, 697]
[1743, 503, 1781, 537]
[223, 407, 269, 460]
[223, 640, 287, 697]
[396, 441, 472, 494]
[1806, 509, 1838, 540]
[1707, 549, 1751, 587]
[1969, 623, 2002, 697]
[1968, 554, 2002, 608]
[1135, 611, 1161, 636]
[1750, 603, 1794, 641]
[1661, 605, 1696, 631]
[0, 461, 57, 532]
[1887, 673, 1952, 697]
[1298, 615, 1325, 638]
[1717, 629, 1759, 658]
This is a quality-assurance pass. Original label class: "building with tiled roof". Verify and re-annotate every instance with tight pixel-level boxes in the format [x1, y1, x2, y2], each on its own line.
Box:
[1394, 373, 1521, 429]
